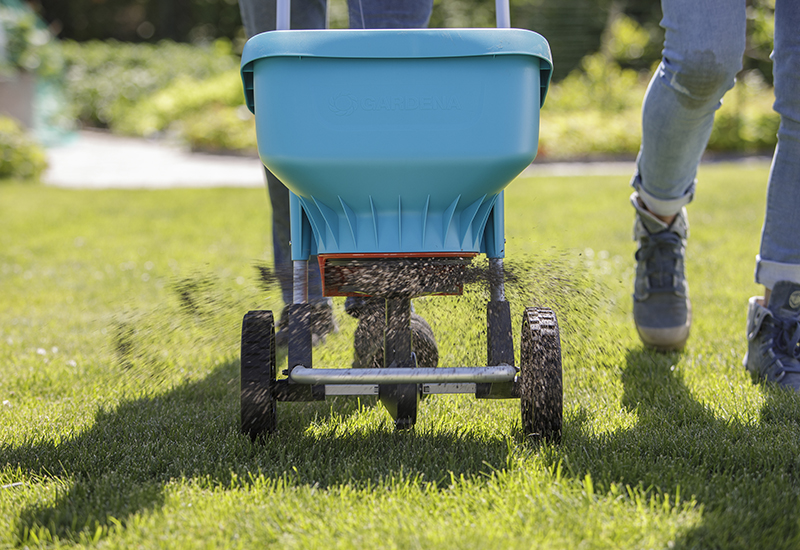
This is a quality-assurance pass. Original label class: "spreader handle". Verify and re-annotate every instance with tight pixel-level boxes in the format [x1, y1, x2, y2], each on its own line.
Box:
[496, 0, 511, 28]
[275, 0, 511, 30]
[277, 0, 290, 30]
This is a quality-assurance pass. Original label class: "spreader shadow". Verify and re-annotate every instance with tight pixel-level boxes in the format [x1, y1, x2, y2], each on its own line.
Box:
[542, 348, 800, 549]
[5, 359, 513, 544]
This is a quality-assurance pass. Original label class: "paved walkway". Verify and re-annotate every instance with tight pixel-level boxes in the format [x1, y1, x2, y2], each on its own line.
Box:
[43, 130, 644, 189]
[44, 130, 266, 189]
[45, 130, 770, 189]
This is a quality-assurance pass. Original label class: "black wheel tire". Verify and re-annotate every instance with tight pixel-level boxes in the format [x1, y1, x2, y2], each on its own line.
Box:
[241, 310, 277, 440]
[520, 307, 563, 442]
[353, 313, 438, 369]
[410, 314, 438, 369]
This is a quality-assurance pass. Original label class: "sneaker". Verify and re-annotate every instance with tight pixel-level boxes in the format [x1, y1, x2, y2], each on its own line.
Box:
[274, 300, 338, 348]
[631, 193, 692, 350]
[744, 281, 800, 390]
[347, 297, 438, 369]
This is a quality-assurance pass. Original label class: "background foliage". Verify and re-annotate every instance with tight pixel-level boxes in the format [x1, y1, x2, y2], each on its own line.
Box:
[59, 39, 237, 128]
[0, 0, 63, 78]
[33, 0, 775, 82]
[0, 115, 47, 180]
[0, 0, 778, 181]
[33, 0, 243, 44]
[47, 3, 779, 161]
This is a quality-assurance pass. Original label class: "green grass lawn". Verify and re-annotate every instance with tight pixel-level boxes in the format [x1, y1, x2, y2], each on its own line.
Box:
[2, 161, 798, 549]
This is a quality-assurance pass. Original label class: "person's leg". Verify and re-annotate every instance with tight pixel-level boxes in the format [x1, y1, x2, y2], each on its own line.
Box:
[631, 0, 746, 350]
[264, 169, 326, 303]
[239, 0, 326, 36]
[265, 162, 334, 346]
[347, 0, 432, 29]
[342, 0, 438, 367]
[745, 0, 800, 389]
[634, 0, 746, 213]
[265, 169, 293, 307]
[755, 0, 800, 292]
[239, 0, 335, 345]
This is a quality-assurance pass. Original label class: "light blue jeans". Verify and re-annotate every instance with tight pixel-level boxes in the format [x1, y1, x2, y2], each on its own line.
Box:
[632, 0, 800, 290]
[238, 0, 433, 305]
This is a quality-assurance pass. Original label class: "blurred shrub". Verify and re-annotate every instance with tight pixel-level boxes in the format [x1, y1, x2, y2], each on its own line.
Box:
[539, 47, 647, 158]
[0, 1, 64, 78]
[109, 67, 256, 153]
[0, 115, 47, 181]
[707, 70, 778, 153]
[540, 61, 778, 160]
[745, 0, 775, 84]
[539, 108, 642, 160]
[38, 0, 243, 44]
[111, 69, 244, 137]
[58, 36, 778, 159]
[60, 39, 237, 127]
[181, 105, 256, 153]
[604, 13, 662, 72]
[505, 0, 612, 81]
[546, 51, 648, 114]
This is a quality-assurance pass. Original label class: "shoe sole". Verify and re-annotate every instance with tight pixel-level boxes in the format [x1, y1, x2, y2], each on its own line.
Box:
[636, 323, 690, 351]
[353, 314, 438, 369]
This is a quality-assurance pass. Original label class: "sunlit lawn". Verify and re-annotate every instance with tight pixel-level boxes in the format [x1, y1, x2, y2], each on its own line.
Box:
[3, 160, 798, 549]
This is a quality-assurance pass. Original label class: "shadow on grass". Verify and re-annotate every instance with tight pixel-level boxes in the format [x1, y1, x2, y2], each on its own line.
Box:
[541, 348, 800, 549]
[13, 341, 800, 547]
[3, 360, 512, 544]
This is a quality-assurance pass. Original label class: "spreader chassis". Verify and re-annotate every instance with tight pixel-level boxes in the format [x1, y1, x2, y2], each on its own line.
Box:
[237, 8, 562, 440]
[241, 256, 562, 439]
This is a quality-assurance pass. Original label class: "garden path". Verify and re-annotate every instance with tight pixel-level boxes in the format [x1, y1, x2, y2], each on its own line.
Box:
[43, 129, 639, 189]
[43, 130, 265, 189]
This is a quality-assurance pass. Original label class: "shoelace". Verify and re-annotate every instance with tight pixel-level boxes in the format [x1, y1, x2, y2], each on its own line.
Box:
[636, 231, 683, 294]
[761, 314, 800, 379]
[774, 316, 800, 361]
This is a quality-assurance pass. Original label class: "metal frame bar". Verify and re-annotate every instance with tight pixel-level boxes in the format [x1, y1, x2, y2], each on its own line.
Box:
[292, 260, 308, 304]
[422, 383, 477, 395]
[489, 257, 505, 302]
[495, 0, 511, 28]
[322, 383, 481, 396]
[276, 0, 290, 30]
[290, 365, 517, 385]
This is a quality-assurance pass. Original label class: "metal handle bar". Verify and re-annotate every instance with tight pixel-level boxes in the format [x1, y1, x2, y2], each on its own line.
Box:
[289, 365, 517, 385]
[275, 0, 512, 31]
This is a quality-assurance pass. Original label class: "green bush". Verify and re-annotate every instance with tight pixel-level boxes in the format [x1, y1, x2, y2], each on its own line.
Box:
[60, 39, 238, 127]
[539, 52, 648, 159]
[0, 115, 47, 181]
[539, 60, 779, 160]
[707, 71, 778, 153]
[535, 11, 778, 159]
[59, 39, 256, 153]
[181, 105, 256, 153]
[603, 13, 663, 73]
[546, 52, 649, 114]
[539, 109, 642, 159]
[109, 67, 256, 154]
[58, 38, 778, 159]
[0, 1, 64, 79]
[111, 69, 245, 137]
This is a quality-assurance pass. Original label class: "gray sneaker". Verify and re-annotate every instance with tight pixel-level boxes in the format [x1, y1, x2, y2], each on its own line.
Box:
[348, 298, 438, 369]
[274, 300, 338, 348]
[631, 193, 692, 351]
[744, 281, 800, 390]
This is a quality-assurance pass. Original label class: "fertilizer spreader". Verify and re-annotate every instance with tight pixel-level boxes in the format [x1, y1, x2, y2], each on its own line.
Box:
[238, 2, 562, 440]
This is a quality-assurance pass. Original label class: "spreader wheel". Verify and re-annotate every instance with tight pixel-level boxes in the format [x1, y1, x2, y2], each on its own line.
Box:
[240, 310, 277, 440]
[519, 307, 562, 442]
